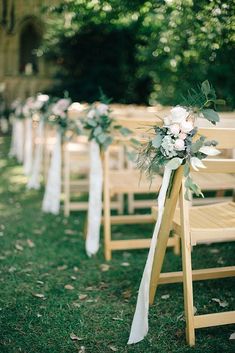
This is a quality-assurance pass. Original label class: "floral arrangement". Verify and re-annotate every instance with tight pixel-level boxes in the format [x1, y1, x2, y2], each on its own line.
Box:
[11, 99, 24, 119]
[82, 94, 131, 150]
[46, 97, 81, 138]
[138, 81, 224, 199]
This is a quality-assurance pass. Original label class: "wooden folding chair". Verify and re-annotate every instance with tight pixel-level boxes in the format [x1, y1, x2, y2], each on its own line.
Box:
[103, 118, 180, 260]
[63, 137, 125, 216]
[149, 127, 235, 346]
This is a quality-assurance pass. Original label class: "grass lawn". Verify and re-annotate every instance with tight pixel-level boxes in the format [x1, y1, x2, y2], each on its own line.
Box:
[0, 135, 235, 353]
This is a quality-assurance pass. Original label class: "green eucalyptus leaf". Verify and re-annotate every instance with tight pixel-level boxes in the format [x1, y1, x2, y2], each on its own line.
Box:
[191, 138, 204, 153]
[119, 127, 132, 136]
[184, 163, 190, 177]
[152, 134, 162, 148]
[202, 109, 220, 124]
[215, 99, 226, 106]
[201, 80, 211, 96]
[97, 133, 107, 144]
[87, 118, 97, 127]
[93, 126, 102, 136]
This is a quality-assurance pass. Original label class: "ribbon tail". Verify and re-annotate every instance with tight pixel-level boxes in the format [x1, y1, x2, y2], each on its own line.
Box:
[85, 140, 103, 257]
[23, 117, 33, 175]
[27, 119, 44, 190]
[42, 131, 61, 215]
[128, 167, 172, 344]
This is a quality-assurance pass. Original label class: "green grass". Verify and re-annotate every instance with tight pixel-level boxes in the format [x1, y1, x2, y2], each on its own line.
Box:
[0, 135, 234, 353]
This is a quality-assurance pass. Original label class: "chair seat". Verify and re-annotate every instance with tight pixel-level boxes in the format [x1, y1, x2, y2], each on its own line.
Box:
[152, 202, 235, 245]
[109, 170, 162, 194]
[192, 173, 235, 191]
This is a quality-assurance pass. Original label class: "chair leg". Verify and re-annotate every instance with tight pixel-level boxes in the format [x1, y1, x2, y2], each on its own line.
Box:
[64, 147, 70, 217]
[103, 150, 112, 261]
[127, 193, 134, 214]
[117, 194, 124, 215]
[179, 184, 195, 346]
[149, 167, 184, 304]
[173, 233, 181, 255]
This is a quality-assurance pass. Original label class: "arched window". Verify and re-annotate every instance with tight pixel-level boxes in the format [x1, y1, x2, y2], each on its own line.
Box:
[19, 21, 42, 74]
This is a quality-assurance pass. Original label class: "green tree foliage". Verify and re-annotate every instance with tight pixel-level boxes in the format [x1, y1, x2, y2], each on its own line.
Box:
[40, 0, 235, 108]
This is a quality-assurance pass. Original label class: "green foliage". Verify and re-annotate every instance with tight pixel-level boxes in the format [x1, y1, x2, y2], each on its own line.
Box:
[40, 1, 235, 108]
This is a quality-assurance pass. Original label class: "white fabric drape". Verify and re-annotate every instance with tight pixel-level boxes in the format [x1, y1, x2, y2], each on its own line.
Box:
[15, 119, 24, 163]
[9, 116, 17, 157]
[23, 117, 33, 175]
[0, 118, 8, 133]
[128, 167, 172, 344]
[42, 131, 61, 215]
[85, 140, 103, 257]
[27, 119, 44, 190]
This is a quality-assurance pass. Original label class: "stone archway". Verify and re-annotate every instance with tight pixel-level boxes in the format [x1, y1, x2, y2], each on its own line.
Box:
[18, 17, 43, 75]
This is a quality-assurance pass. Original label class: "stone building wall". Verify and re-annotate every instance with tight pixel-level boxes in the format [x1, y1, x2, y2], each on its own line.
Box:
[0, 0, 59, 104]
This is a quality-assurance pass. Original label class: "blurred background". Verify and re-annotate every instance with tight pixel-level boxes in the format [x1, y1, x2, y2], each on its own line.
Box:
[0, 0, 234, 109]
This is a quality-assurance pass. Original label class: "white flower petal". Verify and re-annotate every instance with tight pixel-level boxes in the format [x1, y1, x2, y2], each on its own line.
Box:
[199, 146, 221, 156]
[191, 157, 206, 171]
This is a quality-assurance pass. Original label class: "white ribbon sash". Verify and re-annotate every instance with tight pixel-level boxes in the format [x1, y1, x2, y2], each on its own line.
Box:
[0, 118, 8, 133]
[23, 117, 33, 175]
[9, 116, 17, 157]
[42, 131, 61, 215]
[85, 140, 103, 257]
[27, 119, 44, 190]
[15, 119, 24, 163]
[128, 167, 172, 344]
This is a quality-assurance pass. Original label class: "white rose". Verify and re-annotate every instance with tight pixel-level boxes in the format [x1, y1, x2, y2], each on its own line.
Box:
[174, 138, 185, 151]
[169, 123, 180, 136]
[170, 106, 188, 124]
[96, 103, 108, 115]
[180, 120, 194, 133]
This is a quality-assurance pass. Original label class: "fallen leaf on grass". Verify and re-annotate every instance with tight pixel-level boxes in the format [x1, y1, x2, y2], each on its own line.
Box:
[100, 264, 110, 272]
[212, 298, 228, 308]
[78, 346, 86, 353]
[15, 243, 23, 251]
[71, 276, 77, 280]
[209, 248, 219, 254]
[109, 345, 118, 352]
[122, 290, 132, 299]
[121, 262, 130, 267]
[229, 332, 235, 340]
[65, 229, 77, 235]
[32, 293, 46, 300]
[70, 333, 83, 341]
[72, 302, 81, 308]
[57, 265, 68, 271]
[85, 286, 94, 291]
[161, 294, 170, 300]
[79, 294, 87, 301]
[64, 284, 75, 290]
[73, 266, 79, 272]
[33, 229, 43, 235]
[36, 280, 44, 285]
[27, 239, 35, 248]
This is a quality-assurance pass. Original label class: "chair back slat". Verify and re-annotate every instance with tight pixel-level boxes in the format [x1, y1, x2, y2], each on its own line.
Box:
[198, 128, 235, 149]
[197, 159, 235, 174]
